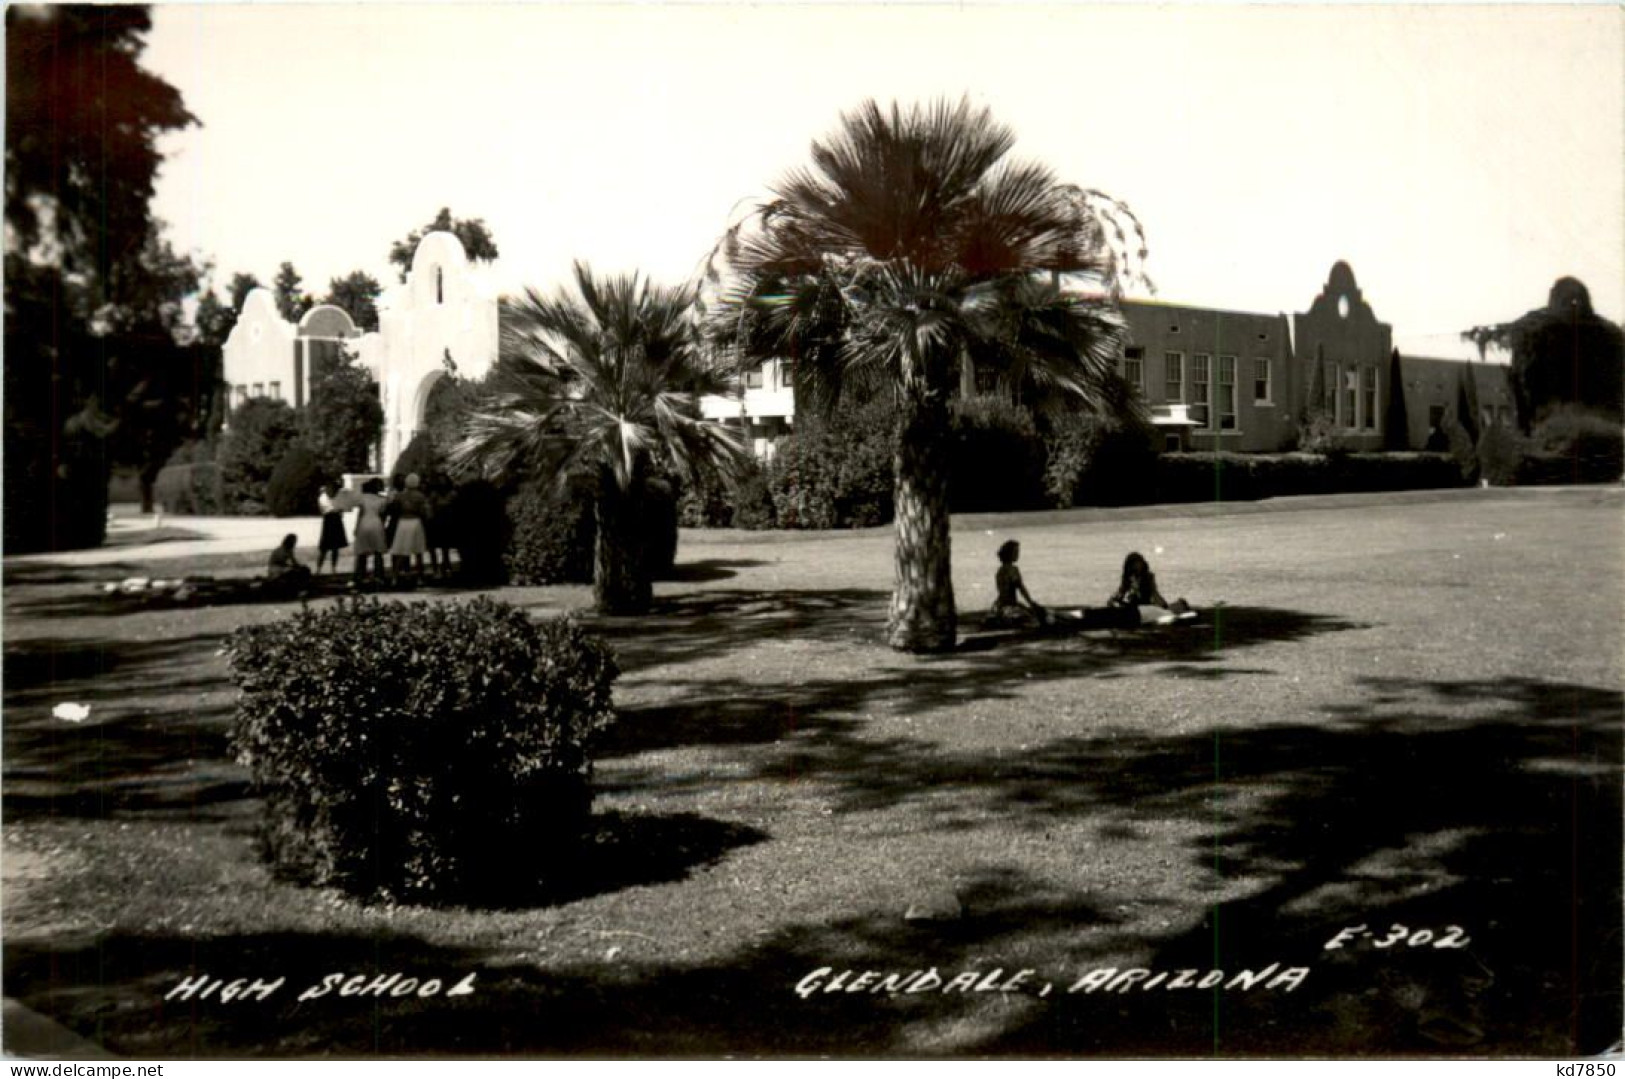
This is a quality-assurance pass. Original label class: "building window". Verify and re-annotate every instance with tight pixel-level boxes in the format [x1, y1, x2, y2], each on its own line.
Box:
[1428, 404, 1445, 430]
[252, 382, 264, 398]
[1323, 362, 1338, 414]
[1217, 355, 1237, 430]
[1165, 351, 1184, 403]
[1342, 367, 1359, 429]
[435, 267, 444, 305]
[1191, 353, 1211, 427]
[234, 385, 247, 407]
[1169, 323, 1181, 334]
[1362, 367, 1378, 430]
[1253, 357, 1272, 404]
[1123, 347, 1144, 392]
[268, 381, 281, 400]
[777, 363, 793, 391]
[744, 368, 764, 389]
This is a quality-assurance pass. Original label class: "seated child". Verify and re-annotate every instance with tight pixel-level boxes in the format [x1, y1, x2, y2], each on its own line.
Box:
[985, 540, 1048, 629]
[265, 533, 313, 595]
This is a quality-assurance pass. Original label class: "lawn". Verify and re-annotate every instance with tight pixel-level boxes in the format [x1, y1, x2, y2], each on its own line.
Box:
[3, 488, 1620, 1058]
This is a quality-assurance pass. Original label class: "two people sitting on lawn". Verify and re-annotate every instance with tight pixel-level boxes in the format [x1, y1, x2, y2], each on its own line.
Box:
[985, 543, 1195, 630]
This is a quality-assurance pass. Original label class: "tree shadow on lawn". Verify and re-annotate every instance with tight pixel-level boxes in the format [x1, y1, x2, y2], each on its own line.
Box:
[9, 673, 1618, 1060]
[728, 673, 1621, 1056]
[659, 558, 772, 584]
[582, 586, 892, 675]
[4, 634, 246, 823]
[603, 604, 1362, 759]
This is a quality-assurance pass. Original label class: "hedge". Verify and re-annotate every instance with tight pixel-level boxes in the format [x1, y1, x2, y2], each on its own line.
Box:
[226, 597, 619, 903]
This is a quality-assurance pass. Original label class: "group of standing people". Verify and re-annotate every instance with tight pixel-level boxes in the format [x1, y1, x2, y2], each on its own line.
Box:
[317, 473, 454, 586]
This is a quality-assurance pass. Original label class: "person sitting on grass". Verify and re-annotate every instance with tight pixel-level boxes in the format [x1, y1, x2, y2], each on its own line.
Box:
[985, 539, 1048, 629]
[265, 534, 313, 596]
[1107, 551, 1194, 626]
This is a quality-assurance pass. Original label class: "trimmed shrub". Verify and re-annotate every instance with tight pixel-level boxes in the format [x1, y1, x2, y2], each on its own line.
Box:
[446, 479, 509, 585]
[265, 444, 326, 517]
[153, 453, 224, 516]
[1444, 419, 1479, 485]
[731, 467, 779, 530]
[219, 398, 300, 514]
[642, 477, 680, 577]
[948, 396, 1046, 512]
[505, 476, 597, 585]
[1475, 425, 1528, 487]
[677, 476, 736, 528]
[1527, 406, 1624, 484]
[767, 401, 894, 529]
[1154, 452, 1461, 504]
[226, 597, 619, 903]
[391, 431, 439, 483]
[1042, 411, 1160, 508]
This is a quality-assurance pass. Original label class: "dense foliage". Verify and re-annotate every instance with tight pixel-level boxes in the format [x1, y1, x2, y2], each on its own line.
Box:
[227, 597, 619, 903]
[218, 398, 300, 513]
[455, 263, 746, 613]
[765, 399, 895, 529]
[1041, 411, 1159, 508]
[706, 97, 1149, 650]
[947, 397, 1046, 512]
[265, 444, 325, 517]
[5, 5, 203, 548]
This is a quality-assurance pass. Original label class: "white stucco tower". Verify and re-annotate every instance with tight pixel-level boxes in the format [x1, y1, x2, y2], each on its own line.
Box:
[360, 231, 500, 468]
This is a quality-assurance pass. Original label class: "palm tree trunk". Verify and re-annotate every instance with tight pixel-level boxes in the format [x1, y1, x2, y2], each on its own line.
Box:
[887, 394, 957, 652]
[593, 476, 651, 615]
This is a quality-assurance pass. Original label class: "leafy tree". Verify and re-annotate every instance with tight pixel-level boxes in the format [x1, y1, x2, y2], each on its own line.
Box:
[324, 270, 383, 332]
[195, 289, 237, 350]
[1463, 279, 1624, 429]
[5, 5, 198, 549]
[389, 207, 500, 282]
[704, 98, 1149, 651]
[219, 397, 300, 512]
[1383, 348, 1410, 450]
[273, 261, 313, 323]
[1455, 362, 1481, 445]
[301, 345, 384, 478]
[227, 272, 262, 313]
[453, 262, 749, 614]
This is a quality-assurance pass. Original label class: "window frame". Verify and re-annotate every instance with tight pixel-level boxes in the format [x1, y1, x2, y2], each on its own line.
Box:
[1253, 356, 1272, 405]
[1164, 351, 1184, 404]
[1217, 354, 1237, 431]
[1190, 353, 1212, 428]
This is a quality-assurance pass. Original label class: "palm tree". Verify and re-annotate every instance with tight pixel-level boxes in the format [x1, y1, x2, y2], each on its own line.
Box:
[453, 262, 749, 614]
[703, 98, 1149, 653]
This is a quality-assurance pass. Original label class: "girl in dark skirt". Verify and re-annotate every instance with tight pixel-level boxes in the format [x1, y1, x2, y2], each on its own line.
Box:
[316, 482, 349, 574]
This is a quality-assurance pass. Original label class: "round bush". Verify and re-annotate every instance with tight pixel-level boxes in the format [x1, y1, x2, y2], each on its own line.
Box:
[1531, 407, 1623, 484]
[949, 396, 1046, 512]
[227, 597, 619, 903]
[767, 406, 893, 529]
[1043, 412, 1160, 508]
[266, 444, 326, 516]
[505, 476, 597, 585]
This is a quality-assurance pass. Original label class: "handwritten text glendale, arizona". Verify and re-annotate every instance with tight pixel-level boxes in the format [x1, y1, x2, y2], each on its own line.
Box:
[793, 963, 1309, 999]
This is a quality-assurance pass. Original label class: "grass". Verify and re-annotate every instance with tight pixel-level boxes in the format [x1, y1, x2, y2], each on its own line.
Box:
[3, 487, 1620, 1058]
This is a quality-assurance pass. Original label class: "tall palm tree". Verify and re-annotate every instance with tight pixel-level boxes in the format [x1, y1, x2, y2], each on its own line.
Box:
[453, 262, 749, 614]
[704, 98, 1149, 652]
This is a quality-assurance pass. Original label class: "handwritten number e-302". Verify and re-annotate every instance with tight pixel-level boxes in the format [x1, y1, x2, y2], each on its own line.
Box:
[1323, 924, 1471, 950]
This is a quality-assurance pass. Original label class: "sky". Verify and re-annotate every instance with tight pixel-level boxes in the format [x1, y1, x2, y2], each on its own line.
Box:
[143, 3, 1624, 361]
